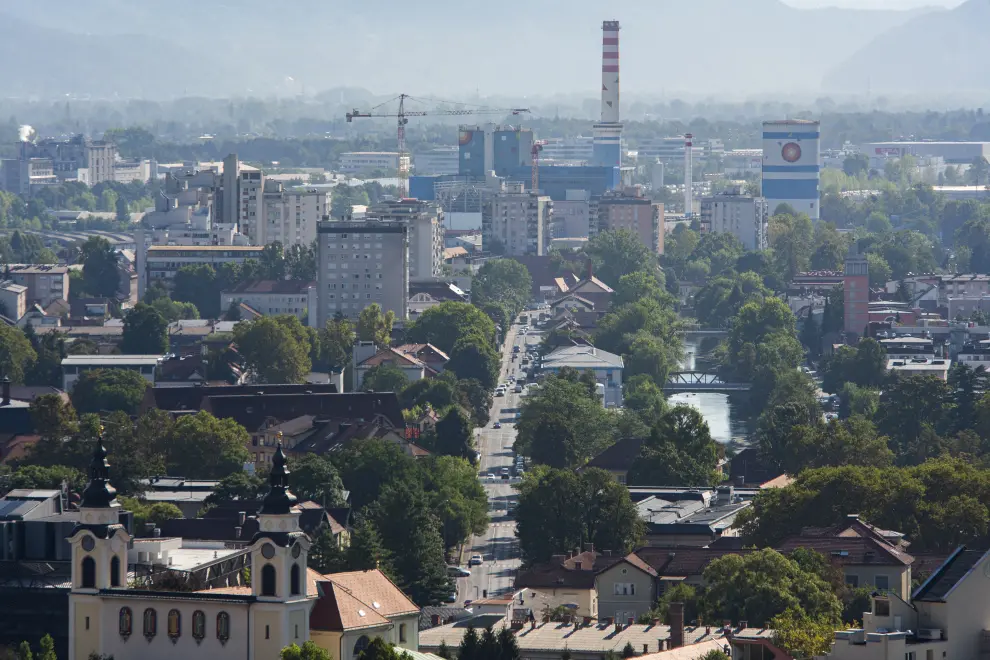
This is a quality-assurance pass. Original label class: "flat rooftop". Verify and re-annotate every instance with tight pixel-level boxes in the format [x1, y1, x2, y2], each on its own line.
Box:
[62, 355, 162, 366]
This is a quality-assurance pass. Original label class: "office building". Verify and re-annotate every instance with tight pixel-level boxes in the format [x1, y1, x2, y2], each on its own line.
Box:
[220, 280, 315, 321]
[14, 134, 116, 186]
[315, 219, 409, 327]
[62, 355, 165, 390]
[594, 187, 664, 255]
[762, 119, 821, 219]
[1, 264, 70, 306]
[366, 199, 444, 281]
[458, 125, 534, 178]
[699, 187, 769, 251]
[863, 141, 990, 165]
[414, 147, 459, 175]
[220, 153, 240, 227]
[541, 137, 594, 163]
[722, 149, 764, 178]
[140, 245, 265, 297]
[635, 137, 705, 163]
[339, 152, 408, 174]
[844, 247, 869, 337]
[261, 181, 329, 248]
[486, 183, 552, 256]
[112, 159, 154, 184]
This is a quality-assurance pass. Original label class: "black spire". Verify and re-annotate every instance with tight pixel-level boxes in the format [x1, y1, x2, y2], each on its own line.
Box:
[260, 442, 297, 515]
[80, 430, 117, 509]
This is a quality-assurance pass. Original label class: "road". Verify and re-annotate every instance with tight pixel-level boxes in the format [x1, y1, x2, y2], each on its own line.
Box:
[455, 321, 541, 606]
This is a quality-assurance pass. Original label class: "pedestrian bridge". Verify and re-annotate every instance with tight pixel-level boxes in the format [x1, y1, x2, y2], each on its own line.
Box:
[663, 371, 751, 393]
[676, 326, 729, 338]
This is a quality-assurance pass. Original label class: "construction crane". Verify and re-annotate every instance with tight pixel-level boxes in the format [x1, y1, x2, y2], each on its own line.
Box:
[346, 94, 530, 197]
[531, 140, 548, 192]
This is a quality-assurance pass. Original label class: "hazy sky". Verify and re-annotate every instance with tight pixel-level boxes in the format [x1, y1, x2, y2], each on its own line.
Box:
[783, 0, 963, 7]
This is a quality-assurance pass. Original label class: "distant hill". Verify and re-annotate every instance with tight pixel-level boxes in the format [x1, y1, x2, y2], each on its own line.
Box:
[0, 0, 937, 99]
[824, 0, 989, 94]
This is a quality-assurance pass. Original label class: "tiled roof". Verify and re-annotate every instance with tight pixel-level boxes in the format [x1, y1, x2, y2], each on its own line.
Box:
[311, 569, 418, 632]
[776, 536, 913, 567]
[141, 383, 339, 414]
[325, 569, 419, 618]
[516, 551, 654, 590]
[635, 547, 754, 578]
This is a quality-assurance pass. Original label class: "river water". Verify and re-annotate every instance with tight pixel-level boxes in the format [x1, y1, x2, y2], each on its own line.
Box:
[668, 335, 751, 447]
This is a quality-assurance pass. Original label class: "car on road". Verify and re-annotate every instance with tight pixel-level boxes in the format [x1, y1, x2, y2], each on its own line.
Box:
[495, 389, 505, 397]
[447, 566, 472, 578]
[468, 554, 484, 566]
[514, 385, 523, 393]
[485, 473, 495, 481]
[494, 422, 502, 429]
[445, 592, 458, 603]
[513, 346, 520, 353]
[500, 467, 510, 475]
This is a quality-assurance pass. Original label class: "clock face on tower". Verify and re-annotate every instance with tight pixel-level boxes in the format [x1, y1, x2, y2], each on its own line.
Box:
[81, 536, 95, 552]
[261, 543, 276, 559]
[291, 544, 301, 559]
[782, 142, 802, 163]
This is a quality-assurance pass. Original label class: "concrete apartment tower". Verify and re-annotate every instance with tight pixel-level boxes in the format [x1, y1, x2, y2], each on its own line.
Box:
[221, 153, 239, 228]
[844, 246, 870, 337]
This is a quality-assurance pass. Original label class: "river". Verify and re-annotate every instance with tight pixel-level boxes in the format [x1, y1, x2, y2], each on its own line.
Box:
[668, 335, 751, 448]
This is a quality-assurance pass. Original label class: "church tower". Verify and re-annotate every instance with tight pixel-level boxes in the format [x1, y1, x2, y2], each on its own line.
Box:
[67, 432, 130, 660]
[247, 442, 314, 656]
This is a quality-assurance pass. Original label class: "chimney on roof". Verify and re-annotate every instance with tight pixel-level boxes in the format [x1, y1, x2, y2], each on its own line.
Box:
[1, 376, 9, 406]
[586, 259, 593, 280]
[739, 620, 748, 631]
[668, 602, 685, 649]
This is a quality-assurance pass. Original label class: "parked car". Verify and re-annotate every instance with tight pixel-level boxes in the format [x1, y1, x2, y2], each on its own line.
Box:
[494, 421, 502, 429]
[468, 554, 484, 566]
[500, 467, 510, 475]
[447, 566, 472, 578]
[445, 591, 458, 603]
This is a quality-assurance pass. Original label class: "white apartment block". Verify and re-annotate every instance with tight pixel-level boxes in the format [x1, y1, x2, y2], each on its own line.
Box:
[261, 181, 328, 248]
[238, 166, 265, 245]
[339, 152, 409, 174]
[367, 199, 444, 281]
[315, 219, 409, 327]
[0, 280, 28, 321]
[486, 183, 552, 256]
[699, 187, 769, 251]
[220, 280, 314, 321]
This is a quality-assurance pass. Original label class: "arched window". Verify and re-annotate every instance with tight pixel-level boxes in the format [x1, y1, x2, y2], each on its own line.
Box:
[192, 610, 206, 643]
[216, 611, 230, 644]
[110, 556, 121, 587]
[354, 635, 371, 656]
[167, 609, 181, 641]
[118, 607, 133, 638]
[81, 556, 96, 589]
[143, 608, 157, 639]
[261, 564, 277, 597]
[290, 564, 301, 596]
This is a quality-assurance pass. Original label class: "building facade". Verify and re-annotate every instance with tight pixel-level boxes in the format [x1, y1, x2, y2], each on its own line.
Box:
[261, 181, 329, 248]
[762, 119, 821, 219]
[699, 188, 769, 251]
[594, 189, 664, 255]
[339, 152, 408, 174]
[220, 280, 315, 320]
[367, 199, 444, 281]
[844, 249, 870, 337]
[553, 190, 592, 238]
[140, 246, 265, 297]
[2, 264, 70, 306]
[487, 184, 552, 256]
[0, 280, 28, 320]
[238, 166, 265, 246]
[315, 219, 409, 327]
[414, 147, 459, 175]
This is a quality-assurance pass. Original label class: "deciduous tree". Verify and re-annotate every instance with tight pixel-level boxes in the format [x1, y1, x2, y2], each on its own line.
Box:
[121, 303, 168, 355]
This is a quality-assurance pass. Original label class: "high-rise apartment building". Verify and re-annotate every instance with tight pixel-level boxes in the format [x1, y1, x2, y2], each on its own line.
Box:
[844, 247, 870, 337]
[315, 219, 409, 328]
[486, 183, 552, 256]
[593, 188, 664, 255]
[220, 153, 239, 227]
[700, 187, 769, 251]
[762, 119, 821, 219]
[366, 199, 443, 281]
[261, 181, 329, 248]
[238, 166, 265, 244]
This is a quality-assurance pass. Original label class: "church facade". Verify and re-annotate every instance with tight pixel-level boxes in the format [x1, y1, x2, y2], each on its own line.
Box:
[68, 437, 316, 660]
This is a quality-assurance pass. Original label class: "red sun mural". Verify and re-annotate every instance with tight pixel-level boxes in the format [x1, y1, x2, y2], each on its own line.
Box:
[781, 142, 802, 163]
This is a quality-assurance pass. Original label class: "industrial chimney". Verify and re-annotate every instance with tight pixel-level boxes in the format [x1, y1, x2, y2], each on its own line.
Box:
[592, 21, 623, 169]
[684, 134, 694, 217]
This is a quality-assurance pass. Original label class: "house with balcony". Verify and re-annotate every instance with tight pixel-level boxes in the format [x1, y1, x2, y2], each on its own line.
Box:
[541, 345, 624, 407]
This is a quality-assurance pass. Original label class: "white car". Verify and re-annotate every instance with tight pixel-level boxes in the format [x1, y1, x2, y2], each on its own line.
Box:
[486, 473, 495, 481]
[468, 554, 484, 566]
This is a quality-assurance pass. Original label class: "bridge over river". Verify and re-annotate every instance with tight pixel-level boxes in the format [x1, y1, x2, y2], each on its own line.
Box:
[663, 371, 751, 394]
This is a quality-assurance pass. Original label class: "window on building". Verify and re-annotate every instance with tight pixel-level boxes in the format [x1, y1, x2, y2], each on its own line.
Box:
[119, 607, 133, 638]
[81, 556, 96, 589]
[874, 598, 891, 617]
[192, 610, 206, 642]
[399, 624, 407, 643]
[874, 575, 890, 591]
[111, 556, 121, 587]
[168, 609, 181, 641]
[143, 608, 157, 639]
[846, 575, 859, 588]
[262, 564, 277, 597]
[216, 612, 231, 643]
[291, 564, 301, 595]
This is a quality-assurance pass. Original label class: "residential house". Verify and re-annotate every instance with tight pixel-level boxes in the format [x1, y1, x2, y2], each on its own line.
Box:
[220, 279, 315, 321]
[775, 515, 915, 600]
[829, 546, 990, 660]
[636, 547, 755, 594]
[352, 342, 449, 391]
[310, 569, 421, 660]
[634, 489, 750, 547]
[61, 354, 164, 391]
[408, 282, 468, 317]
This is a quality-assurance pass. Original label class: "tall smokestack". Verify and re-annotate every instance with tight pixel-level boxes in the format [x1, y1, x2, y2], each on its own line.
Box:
[592, 21, 622, 173]
[601, 21, 620, 124]
[684, 134, 694, 217]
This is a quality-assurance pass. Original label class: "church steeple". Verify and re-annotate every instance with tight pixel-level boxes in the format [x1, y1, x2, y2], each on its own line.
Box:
[80, 429, 118, 509]
[260, 440, 297, 515]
